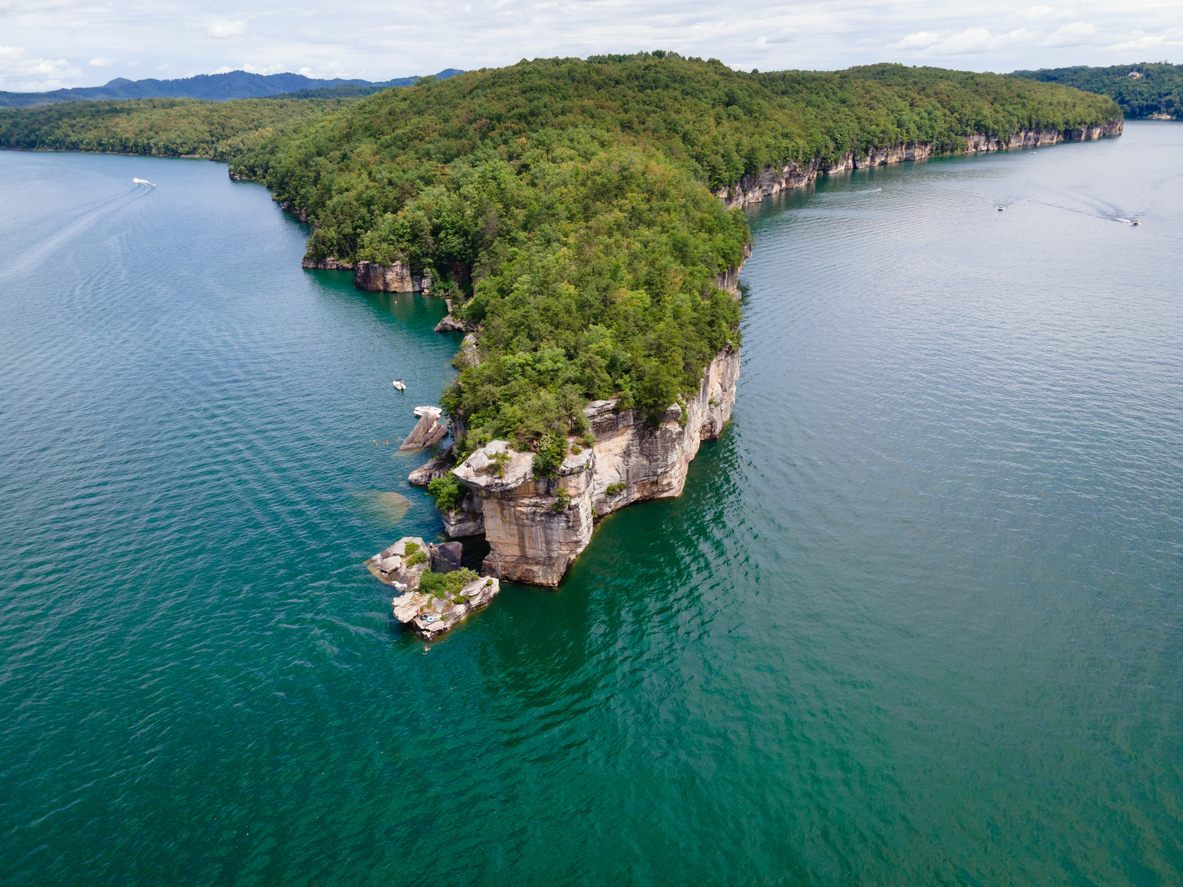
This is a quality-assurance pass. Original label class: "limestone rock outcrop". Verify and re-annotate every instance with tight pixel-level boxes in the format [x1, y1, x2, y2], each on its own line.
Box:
[448, 345, 740, 586]
[301, 256, 354, 271]
[368, 536, 497, 638]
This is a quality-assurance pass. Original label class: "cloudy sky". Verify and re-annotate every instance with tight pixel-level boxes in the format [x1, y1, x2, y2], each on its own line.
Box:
[1, 0, 1179, 91]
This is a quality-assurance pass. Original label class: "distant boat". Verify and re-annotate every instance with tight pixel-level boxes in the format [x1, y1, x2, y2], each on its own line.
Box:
[1131, 219, 1139, 226]
[132, 178, 156, 186]
[392, 379, 406, 390]
[997, 206, 1005, 212]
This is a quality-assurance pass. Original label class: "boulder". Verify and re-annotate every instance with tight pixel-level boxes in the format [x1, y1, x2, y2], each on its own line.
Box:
[400, 409, 448, 451]
[408, 452, 452, 487]
[364, 537, 430, 589]
[432, 541, 463, 572]
[434, 314, 467, 333]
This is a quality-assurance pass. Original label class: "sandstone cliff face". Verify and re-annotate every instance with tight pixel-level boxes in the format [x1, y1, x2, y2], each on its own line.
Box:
[352, 261, 433, 294]
[449, 346, 741, 586]
[715, 122, 1123, 209]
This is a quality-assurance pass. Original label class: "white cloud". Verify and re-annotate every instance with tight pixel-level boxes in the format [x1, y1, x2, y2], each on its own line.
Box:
[88, 55, 113, 66]
[206, 18, 245, 38]
[212, 60, 289, 74]
[1042, 22, 1097, 47]
[891, 31, 943, 51]
[0, 44, 80, 89]
[0, 0, 1180, 91]
[1106, 28, 1183, 53]
[890, 28, 1035, 56]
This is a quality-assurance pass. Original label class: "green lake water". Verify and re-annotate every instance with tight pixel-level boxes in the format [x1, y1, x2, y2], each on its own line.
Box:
[1, 123, 1180, 885]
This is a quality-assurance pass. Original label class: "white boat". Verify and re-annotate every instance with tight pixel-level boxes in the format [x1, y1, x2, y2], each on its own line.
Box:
[392, 379, 406, 390]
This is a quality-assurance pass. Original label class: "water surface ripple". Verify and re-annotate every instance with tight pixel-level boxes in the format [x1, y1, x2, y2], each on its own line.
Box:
[1, 125, 1181, 885]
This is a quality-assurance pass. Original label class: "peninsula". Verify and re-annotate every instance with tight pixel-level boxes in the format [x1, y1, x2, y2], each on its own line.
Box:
[0, 54, 1123, 595]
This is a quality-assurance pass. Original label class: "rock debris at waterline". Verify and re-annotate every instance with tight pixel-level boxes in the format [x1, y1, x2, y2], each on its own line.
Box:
[365, 536, 499, 639]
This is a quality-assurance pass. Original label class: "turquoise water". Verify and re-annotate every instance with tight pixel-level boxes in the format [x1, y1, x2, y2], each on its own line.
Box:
[1, 124, 1180, 885]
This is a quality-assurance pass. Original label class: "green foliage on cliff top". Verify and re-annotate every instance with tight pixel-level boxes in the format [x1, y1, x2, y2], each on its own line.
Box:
[0, 55, 1120, 448]
[1014, 63, 1183, 119]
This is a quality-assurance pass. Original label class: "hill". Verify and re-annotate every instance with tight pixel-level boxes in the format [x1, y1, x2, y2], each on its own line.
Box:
[0, 69, 463, 108]
[0, 54, 1122, 458]
[229, 56, 1120, 450]
[1014, 63, 1182, 119]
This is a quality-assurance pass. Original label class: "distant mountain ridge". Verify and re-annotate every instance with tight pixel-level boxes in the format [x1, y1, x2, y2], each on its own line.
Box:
[0, 69, 464, 108]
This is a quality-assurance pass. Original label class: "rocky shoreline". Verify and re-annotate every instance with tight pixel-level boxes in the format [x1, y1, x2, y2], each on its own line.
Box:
[714, 121, 1123, 209]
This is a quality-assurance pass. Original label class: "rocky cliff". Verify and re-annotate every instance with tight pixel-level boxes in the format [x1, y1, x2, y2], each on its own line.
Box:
[446, 345, 740, 586]
[715, 121, 1123, 209]
[352, 261, 433, 294]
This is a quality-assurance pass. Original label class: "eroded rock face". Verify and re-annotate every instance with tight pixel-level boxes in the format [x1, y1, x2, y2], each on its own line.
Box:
[717, 244, 753, 297]
[450, 346, 741, 586]
[441, 490, 484, 538]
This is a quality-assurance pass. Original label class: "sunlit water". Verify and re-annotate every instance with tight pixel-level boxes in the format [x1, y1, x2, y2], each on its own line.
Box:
[1, 123, 1180, 885]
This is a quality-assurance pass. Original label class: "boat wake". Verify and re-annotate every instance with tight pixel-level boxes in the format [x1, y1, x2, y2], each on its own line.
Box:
[0, 182, 150, 283]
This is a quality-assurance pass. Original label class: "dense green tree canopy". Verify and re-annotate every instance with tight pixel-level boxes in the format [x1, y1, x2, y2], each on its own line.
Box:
[0, 55, 1120, 458]
[0, 97, 337, 159]
[1014, 63, 1183, 119]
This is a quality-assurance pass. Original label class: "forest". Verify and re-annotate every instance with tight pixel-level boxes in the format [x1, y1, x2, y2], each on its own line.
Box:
[0, 54, 1122, 467]
[1015, 63, 1182, 119]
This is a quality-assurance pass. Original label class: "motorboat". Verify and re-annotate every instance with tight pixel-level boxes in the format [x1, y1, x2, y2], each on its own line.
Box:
[392, 379, 406, 390]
